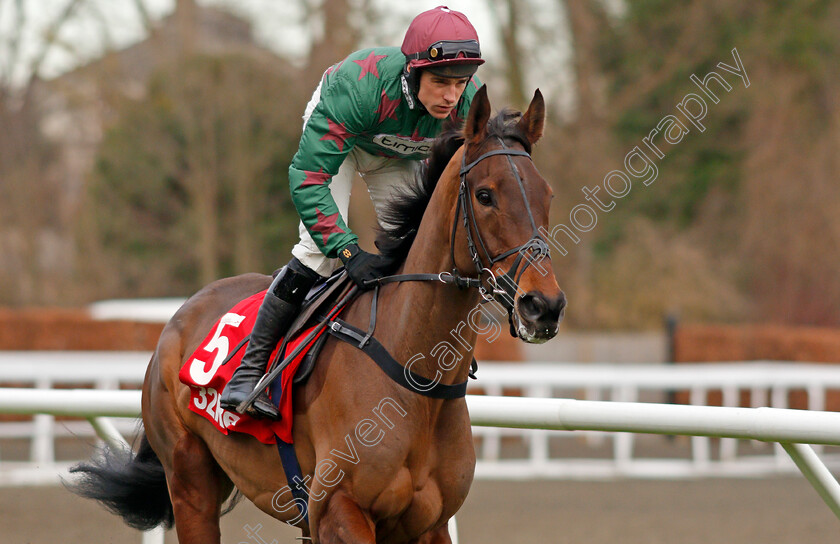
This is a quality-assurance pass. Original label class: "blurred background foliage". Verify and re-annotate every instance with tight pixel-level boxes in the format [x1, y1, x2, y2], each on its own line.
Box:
[1, 0, 838, 330]
[78, 54, 304, 297]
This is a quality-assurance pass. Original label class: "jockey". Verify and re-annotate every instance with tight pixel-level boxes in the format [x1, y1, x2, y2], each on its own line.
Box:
[220, 6, 485, 419]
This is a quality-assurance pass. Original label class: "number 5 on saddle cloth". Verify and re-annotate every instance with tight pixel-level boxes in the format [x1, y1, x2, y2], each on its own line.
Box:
[178, 269, 353, 445]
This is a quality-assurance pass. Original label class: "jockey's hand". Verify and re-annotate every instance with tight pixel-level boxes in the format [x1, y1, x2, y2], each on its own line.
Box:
[339, 244, 394, 290]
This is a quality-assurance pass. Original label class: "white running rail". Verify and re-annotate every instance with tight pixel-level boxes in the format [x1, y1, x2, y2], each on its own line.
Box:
[4, 354, 840, 483]
[1, 388, 840, 543]
[468, 362, 840, 480]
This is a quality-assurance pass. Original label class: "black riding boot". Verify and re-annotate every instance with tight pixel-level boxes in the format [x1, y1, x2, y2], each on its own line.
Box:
[220, 258, 320, 419]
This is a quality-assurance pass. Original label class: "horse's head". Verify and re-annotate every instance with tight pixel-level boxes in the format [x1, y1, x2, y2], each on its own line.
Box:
[453, 86, 566, 343]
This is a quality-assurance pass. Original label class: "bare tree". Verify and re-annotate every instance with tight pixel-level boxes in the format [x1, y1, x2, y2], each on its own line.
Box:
[306, 0, 359, 76]
[0, 0, 88, 305]
[487, 0, 528, 108]
[78, 52, 307, 298]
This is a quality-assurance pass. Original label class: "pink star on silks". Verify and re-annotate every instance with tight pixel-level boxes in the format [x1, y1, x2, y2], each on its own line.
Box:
[376, 90, 400, 123]
[325, 60, 344, 76]
[319, 118, 351, 152]
[353, 51, 388, 81]
[311, 208, 345, 246]
[408, 127, 425, 142]
[301, 168, 331, 187]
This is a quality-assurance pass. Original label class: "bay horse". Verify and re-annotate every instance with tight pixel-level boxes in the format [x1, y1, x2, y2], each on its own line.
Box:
[70, 86, 565, 543]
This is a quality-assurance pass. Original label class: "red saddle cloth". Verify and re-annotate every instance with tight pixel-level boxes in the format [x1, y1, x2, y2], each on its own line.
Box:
[178, 290, 326, 444]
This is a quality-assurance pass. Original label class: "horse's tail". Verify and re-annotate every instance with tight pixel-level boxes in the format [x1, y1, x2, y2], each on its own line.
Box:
[66, 433, 174, 531]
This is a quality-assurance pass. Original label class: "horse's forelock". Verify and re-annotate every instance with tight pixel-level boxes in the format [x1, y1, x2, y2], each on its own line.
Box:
[486, 109, 532, 154]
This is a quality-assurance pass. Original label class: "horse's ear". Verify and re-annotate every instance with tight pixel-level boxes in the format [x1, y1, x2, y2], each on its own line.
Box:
[517, 89, 546, 145]
[464, 85, 491, 144]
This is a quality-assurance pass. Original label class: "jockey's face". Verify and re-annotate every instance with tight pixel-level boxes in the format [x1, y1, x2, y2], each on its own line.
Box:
[417, 71, 470, 119]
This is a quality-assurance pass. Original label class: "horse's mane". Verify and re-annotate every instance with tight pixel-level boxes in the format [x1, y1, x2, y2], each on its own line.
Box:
[375, 109, 531, 265]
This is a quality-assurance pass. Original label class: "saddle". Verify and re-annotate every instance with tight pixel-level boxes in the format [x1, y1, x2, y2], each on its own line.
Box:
[270, 267, 353, 385]
[178, 269, 353, 445]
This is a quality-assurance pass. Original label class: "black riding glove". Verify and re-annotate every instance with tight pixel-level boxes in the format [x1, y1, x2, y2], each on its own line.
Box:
[339, 244, 393, 290]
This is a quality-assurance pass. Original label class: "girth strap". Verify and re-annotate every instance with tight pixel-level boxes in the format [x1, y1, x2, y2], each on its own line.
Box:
[326, 319, 469, 400]
[274, 436, 309, 522]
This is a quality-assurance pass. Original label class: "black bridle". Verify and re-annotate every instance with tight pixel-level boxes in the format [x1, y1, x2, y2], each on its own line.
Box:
[451, 138, 551, 314]
[375, 136, 551, 333]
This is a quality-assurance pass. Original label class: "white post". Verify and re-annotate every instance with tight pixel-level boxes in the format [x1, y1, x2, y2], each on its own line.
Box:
[772, 386, 790, 467]
[782, 443, 840, 520]
[448, 516, 459, 544]
[750, 385, 768, 450]
[88, 417, 131, 451]
[88, 414, 160, 544]
[612, 385, 636, 473]
[689, 386, 710, 470]
[528, 385, 551, 467]
[482, 384, 502, 461]
[32, 378, 55, 467]
[88, 416, 160, 544]
[584, 386, 605, 447]
[808, 384, 826, 457]
[720, 385, 739, 462]
[141, 525, 165, 544]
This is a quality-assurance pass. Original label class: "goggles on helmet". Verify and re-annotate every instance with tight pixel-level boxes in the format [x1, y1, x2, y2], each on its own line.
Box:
[407, 39, 481, 62]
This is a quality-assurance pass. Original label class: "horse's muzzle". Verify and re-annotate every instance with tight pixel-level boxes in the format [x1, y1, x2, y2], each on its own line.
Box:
[514, 291, 566, 343]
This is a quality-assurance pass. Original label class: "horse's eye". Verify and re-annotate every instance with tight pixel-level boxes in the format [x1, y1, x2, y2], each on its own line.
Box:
[476, 189, 493, 207]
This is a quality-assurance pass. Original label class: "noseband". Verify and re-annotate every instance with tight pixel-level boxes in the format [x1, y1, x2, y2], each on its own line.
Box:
[450, 138, 551, 318]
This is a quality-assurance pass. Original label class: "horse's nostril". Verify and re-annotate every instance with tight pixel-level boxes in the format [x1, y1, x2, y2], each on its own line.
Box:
[519, 293, 547, 321]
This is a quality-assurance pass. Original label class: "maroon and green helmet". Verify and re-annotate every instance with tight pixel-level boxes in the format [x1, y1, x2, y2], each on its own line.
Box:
[401, 6, 485, 79]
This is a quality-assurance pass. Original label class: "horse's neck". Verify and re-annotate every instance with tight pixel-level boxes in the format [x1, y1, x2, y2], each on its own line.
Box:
[375, 163, 479, 384]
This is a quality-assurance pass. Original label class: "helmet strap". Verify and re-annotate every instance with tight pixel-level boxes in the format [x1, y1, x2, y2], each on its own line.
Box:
[401, 64, 419, 110]
[401, 64, 467, 117]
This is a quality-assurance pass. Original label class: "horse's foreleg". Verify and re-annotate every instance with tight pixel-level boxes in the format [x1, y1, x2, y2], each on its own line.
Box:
[316, 492, 376, 544]
[167, 431, 232, 544]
